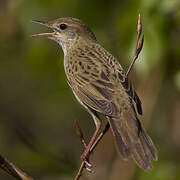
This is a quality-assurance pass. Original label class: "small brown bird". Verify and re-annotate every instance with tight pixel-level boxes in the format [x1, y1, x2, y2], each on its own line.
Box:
[32, 17, 158, 170]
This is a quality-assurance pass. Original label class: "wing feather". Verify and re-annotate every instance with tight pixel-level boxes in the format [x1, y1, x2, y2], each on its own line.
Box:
[67, 44, 142, 116]
[74, 83, 120, 117]
[117, 71, 142, 115]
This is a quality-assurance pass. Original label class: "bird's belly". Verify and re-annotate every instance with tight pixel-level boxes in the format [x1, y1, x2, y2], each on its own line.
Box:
[65, 75, 89, 111]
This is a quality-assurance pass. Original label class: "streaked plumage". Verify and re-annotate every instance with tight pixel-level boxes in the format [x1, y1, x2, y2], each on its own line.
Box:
[32, 17, 158, 170]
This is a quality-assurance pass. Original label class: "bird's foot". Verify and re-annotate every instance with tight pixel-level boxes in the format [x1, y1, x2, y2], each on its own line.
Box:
[80, 151, 91, 165]
[81, 151, 93, 172]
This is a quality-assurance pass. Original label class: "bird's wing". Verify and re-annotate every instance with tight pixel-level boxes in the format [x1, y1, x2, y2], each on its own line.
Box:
[71, 70, 121, 117]
[116, 69, 143, 115]
[68, 44, 142, 116]
[71, 66, 142, 117]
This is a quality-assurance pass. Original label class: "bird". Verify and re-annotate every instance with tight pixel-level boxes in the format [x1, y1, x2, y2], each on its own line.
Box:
[32, 17, 158, 170]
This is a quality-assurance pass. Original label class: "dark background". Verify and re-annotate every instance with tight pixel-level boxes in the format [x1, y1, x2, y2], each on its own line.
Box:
[0, 0, 180, 179]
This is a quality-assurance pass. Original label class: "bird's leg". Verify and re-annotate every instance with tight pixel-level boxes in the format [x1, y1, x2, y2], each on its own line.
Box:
[80, 109, 101, 165]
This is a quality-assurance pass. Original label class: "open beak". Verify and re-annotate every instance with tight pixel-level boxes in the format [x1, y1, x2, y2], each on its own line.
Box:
[31, 20, 55, 38]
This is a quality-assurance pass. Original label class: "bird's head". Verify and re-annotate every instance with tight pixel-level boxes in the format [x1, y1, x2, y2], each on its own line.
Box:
[32, 17, 97, 53]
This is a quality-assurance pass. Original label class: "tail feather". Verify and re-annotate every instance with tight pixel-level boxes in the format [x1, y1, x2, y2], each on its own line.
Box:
[132, 142, 152, 170]
[139, 129, 158, 161]
[108, 116, 157, 170]
[109, 117, 130, 159]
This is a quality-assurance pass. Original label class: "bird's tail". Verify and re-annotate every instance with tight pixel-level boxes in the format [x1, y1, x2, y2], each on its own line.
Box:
[108, 115, 158, 170]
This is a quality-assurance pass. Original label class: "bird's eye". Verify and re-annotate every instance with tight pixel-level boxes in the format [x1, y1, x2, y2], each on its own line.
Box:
[59, 23, 67, 30]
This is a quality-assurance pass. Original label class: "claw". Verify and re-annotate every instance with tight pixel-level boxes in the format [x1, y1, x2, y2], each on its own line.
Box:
[86, 167, 94, 173]
[84, 160, 92, 167]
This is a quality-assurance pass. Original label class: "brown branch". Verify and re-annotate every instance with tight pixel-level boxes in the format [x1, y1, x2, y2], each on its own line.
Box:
[74, 160, 85, 180]
[126, 14, 144, 76]
[75, 120, 87, 148]
[74, 121, 86, 180]
[74, 14, 144, 180]
[0, 154, 34, 180]
[74, 121, 110, 180]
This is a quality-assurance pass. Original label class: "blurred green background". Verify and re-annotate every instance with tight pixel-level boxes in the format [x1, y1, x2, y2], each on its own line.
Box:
[0, 0, 180, 179]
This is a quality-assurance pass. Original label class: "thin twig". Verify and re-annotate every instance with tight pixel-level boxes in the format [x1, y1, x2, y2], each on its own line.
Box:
[74, 161, 85, 180]
[75, 120, 87, 148]
[74, 14, 144, 180]
[0, 154, 34, 180]
[74, 121, 86, 180]
[126, 14, 144, 76]
[74, 121, 110, 180]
